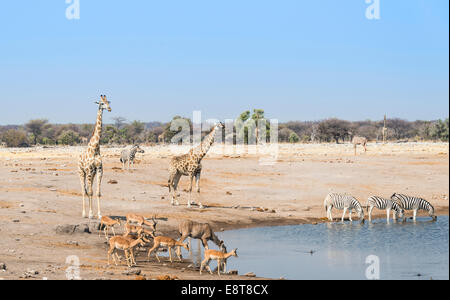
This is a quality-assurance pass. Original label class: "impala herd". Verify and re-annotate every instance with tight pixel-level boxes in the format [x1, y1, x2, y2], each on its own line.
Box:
[99, 214, 236, 276]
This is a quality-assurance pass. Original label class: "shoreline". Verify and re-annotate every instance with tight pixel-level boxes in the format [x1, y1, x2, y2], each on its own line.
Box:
[0, 144, 447, 280]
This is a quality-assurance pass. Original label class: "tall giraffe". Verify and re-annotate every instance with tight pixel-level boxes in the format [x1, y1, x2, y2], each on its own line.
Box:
[78, 95, 111, 219]
[168, 122, 224, 209]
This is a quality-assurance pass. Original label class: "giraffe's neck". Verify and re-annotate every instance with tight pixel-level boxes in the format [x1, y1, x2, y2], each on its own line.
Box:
[191, 127, 217, 160]
[88, 108, 103, 153]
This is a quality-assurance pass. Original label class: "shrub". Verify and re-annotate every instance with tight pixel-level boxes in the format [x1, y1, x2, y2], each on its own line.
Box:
[57, 130, 80, 145]
[1, 129, 29, 147]
[288, 132, 300, 143]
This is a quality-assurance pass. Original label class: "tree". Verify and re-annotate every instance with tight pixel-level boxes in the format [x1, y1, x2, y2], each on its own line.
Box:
[126, 121, 145, 143]
[288, 132, 300, 143]
[25, 119, 49, 145]
[57, 130, 80, 145]
[112, 117, 127, 129]
[431, 119, 449, 142]
[1, 129, 29, 147]
[318, 118, 351, 143]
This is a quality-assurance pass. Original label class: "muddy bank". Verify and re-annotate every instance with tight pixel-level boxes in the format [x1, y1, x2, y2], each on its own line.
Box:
[0, 143, 448, 280]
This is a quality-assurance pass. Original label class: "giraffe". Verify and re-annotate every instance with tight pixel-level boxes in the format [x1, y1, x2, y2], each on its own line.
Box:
[158, 132, 166, 144]
[168, 122, 224, 209]
[78, 95, 111, 219]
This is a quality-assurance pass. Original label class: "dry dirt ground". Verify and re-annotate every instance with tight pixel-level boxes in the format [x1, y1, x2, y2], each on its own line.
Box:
[0, 143, 448, 280]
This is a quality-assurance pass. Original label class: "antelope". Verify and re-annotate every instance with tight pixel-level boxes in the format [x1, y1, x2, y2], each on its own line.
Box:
[124, 223, 156, 239]
[200, 249, 238, 276]
[147, 236, 189, 263]
[352, 136, 367, 156]
[126, 214, 158, 230]
[99, 216, 121, 241]
[113, 234, 152, 265]
[177, 220, 226, 256]
[107, 236, 146, 267]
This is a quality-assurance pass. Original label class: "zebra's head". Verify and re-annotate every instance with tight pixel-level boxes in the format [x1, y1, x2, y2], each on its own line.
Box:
[133, 145, 145, 153]
[356, 204, 365, 224]
[428, 205, 437, 221]
[396, 207, 405, 219]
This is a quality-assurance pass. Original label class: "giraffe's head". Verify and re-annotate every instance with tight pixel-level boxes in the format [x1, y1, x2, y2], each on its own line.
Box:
[214, 122, 225, 131]
[96, 95, 112, 112]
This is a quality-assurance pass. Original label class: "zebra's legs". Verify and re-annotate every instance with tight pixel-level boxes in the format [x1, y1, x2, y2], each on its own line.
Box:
[341, 208, 347, 223]
[413, 209, 417, 222]
[368, 206, 374, 222]
[348, 208, 353, 222]
[327, 206, 333, 221]
[386, 209, 391, 224]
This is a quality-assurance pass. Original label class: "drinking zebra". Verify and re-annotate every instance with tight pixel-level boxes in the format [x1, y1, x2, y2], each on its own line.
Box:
[391, 193, 437, 222]
[120, 145, 145, 170]
[366, 196, 405, 223]
[324, 193, 365, 224]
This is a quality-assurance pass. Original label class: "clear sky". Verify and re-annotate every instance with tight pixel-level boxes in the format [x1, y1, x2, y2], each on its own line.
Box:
[0, 0, 448, 125]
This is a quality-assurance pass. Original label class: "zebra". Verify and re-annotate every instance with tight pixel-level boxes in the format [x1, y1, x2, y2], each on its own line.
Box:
[324, 193, 365, 224]
[366, 196, 405, 223]
[391, 193, 437, 222]
[120, 145, 145, 170]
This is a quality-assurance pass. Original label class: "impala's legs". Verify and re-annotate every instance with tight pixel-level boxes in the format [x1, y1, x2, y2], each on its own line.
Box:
[168, 248, 173, 263]
[217, 259, 221, 276]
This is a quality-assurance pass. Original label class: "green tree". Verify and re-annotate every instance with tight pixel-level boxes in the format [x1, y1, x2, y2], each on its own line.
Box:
[25, 119, 49, 145]
[318, 118, 351, 143]
[288, 132, 300, 143]
[1, 129, 29, 147]
[57, 130, 80, 145]
[431, 119, 449, 141]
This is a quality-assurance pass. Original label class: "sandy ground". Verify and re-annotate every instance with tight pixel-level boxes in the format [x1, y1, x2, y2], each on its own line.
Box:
[0, 142, 448, 280]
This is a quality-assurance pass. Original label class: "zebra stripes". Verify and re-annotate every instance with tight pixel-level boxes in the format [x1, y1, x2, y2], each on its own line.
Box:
[391, 193, 437, 222]
[120, 145, 145, 170]
[324, 193, 365, 224]
[366, 196, 404, 223]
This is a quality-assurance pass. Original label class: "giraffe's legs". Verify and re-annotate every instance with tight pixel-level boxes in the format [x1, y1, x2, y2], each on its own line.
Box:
[86, 169, 96, 219]
[195, 166, 202, 193]
[171, 173, 181, 206]
[187, 175, 194, 208]
[78, 169, 87, 218]
[95, 164, 103, 219]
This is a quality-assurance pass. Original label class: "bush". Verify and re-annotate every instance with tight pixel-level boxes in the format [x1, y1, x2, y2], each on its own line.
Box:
[1, 129, 29, 147]
[57, 130, 80, 145]
[288, 132, 300, 143]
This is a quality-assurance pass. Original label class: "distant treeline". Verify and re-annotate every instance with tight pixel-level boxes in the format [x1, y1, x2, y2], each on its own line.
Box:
[0, 111, 448, 147]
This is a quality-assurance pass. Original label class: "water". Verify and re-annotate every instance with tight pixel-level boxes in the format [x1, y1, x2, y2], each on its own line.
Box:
[189, 217, 449, 280]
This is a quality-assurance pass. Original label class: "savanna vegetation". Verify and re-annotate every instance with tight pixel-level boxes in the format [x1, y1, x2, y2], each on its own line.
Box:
[0, 111, 448, 147]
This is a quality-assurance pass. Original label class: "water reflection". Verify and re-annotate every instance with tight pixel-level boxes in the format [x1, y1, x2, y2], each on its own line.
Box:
[218, 217, 449, 280]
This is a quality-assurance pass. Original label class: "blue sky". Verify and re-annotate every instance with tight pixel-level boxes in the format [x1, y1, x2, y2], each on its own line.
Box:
[0, 0, 448, 125]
